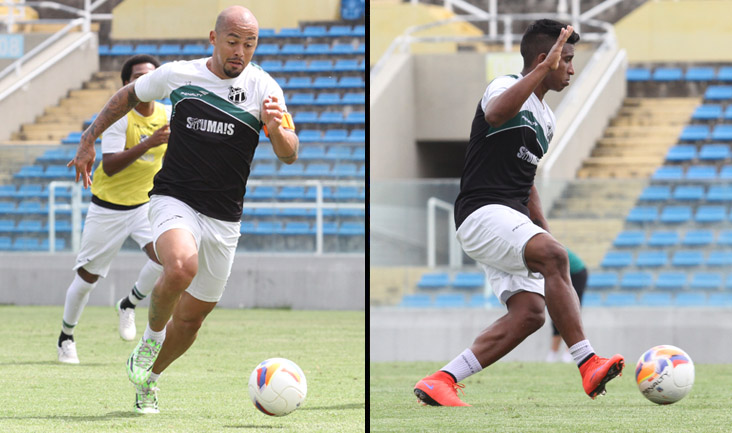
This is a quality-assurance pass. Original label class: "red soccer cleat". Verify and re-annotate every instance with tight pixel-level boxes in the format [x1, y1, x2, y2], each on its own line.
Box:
[579, 354, 625, 399]
[414, 371, 471, 407]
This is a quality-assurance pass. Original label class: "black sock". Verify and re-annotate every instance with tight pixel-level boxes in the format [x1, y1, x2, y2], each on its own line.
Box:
[58, 332, 74, 347]
[119, 297, 136, 310]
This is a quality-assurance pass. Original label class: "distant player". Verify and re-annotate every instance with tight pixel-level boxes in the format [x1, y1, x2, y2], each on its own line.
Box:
[414, 19, 624, 406]
[69, 6, 298, 414]
[546, 248, 587, 363]
[57, 54, 170, 364]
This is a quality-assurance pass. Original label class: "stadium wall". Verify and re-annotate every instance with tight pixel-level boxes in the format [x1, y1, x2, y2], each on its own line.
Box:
[0, 252, 365, 310]
[0, 32, 98, 142]
[370, 308, 731, 364]
[111, 0, 342, 40]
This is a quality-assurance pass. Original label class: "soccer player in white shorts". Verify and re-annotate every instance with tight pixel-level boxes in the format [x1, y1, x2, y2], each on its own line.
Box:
[414, 20, 625, 407]
[69, 6, 299, 414]
[57, 55, 170, 365]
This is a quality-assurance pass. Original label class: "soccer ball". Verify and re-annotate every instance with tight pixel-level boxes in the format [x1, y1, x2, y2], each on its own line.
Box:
[635, 345, 694, 405]
[248, 358, 307, 416]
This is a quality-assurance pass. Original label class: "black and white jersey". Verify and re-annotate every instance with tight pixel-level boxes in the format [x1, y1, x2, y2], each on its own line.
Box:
[454, 74, 556, 229]
[134, 58, 286, 222]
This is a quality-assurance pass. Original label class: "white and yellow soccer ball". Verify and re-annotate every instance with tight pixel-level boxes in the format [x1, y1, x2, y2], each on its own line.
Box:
[635, 345, 694, 405]
[248, 358, 307, 416]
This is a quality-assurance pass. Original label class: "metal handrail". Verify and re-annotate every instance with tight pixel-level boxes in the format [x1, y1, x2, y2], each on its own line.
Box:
[426, 197, 461, 268]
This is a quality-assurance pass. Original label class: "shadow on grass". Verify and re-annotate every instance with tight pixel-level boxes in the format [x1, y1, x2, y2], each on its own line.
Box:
[0, 411, 143, 421]
[298, 402, 364, 410]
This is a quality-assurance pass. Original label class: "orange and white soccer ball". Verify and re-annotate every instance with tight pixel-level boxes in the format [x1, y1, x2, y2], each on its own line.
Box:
[635, 345, 694, 404]
[248, 358, 307, 416]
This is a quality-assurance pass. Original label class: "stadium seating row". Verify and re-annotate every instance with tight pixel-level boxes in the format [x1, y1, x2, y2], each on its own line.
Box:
[416, 272, 486, 291]
[101, 42, 366, 57]
[639, 184, 732, 202]
[626, 204, 732, 223]
[627, 66, 732, 82]
[691, 104, 732, 121]
[665, 144, 732, 161]
[399, 291, 732, 308]
[678, 124, 732, 141]
[651, 165, 732, 180]
[614, 229, 732, 248]
[589, 270, 732, 292]
[601, 249, 732, 268]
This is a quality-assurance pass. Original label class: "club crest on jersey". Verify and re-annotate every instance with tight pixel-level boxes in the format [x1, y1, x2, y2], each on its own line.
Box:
[228, 86, 246, 103]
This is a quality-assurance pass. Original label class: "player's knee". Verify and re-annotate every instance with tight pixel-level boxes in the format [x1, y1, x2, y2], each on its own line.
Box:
[524, 307, 546, 333]
[162, 259, 198, 288]
[540, 242, 569, 274]
[175, 314, 205, 333]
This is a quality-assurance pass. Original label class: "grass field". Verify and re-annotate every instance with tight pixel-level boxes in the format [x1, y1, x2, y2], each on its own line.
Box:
[0, 306, 365, 433]
[370, 361, 732, 433]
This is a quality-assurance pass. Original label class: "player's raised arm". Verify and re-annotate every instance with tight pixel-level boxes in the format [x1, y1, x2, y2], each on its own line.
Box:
[263, 95, 299, 164]
[67, 82, 141, 188]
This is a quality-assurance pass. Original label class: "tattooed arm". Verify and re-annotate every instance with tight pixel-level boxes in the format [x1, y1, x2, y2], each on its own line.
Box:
[68, 83, 141, 188]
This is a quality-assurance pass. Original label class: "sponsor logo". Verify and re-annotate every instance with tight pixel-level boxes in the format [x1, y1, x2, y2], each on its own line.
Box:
[228, 86, 246, 103]
[186, 117, 235, 135]
[516, 146, 540, 166]
[157, 214, 183, 228]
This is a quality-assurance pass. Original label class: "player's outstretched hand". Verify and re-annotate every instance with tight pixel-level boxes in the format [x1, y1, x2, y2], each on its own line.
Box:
[543, 25, 574, 71]
[148, 124, 170, 147]
[262, 95, 283, 134]
[67, 143, 96, 189]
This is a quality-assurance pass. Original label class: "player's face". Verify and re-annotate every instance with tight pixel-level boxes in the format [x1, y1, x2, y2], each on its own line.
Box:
[547, 44, 575, 91]
[211, 23, 257, 78]
[126, 63, 156, 85]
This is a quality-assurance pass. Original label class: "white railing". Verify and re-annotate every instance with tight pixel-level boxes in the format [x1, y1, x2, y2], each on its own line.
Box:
[46, 180, 365, 255]
[426, 197, 461, 268]
[372, 0, 624, 80]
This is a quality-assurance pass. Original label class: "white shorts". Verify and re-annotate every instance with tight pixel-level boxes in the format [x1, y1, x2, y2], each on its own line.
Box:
[149, 195, 241, 303]
[74, 202, 152, 277]
[456, 204, 548, 305]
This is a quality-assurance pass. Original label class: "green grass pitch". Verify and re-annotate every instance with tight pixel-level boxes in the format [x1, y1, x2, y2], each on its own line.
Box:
[370, 361, 732, 432]
[0, 306, 365, 433]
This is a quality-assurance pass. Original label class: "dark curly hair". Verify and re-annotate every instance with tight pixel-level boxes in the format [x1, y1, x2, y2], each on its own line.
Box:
[120, 54, 161, 84]
[520, 19, 580, 69]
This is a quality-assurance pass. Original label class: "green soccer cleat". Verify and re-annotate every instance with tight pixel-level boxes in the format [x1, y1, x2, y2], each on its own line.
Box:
[127, 338, 162, 386]
[134, 381, 159, 414]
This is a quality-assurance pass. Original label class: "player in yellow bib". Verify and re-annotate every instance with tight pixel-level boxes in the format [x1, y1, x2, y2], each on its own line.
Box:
[57, 55, 171, 364]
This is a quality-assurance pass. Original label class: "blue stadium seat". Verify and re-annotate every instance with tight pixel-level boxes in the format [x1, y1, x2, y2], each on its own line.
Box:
[308, 60, 333, 72]
[304, 163, 332, 177]
[324, 146, 352, 160]
[720, 165, 732, 179]
[313, 77, 338, 89]
[626, 206, 658, 223]
[250, 163, 277, 177]
[11, 237, 42, 251]
[604, 292, 638, 307]
[303, 25, 327, 37]
[330, 186, 359, 201]
[248, 186, 276, 200]
[587, 273, 618, 290]
[282, 222, 314, 235]
[636, 251, 668, 267]
[647, 231, 679, 247]
[707, 251, 732, 266]
[655, 272, 688, 291]
[626, 67, 651, 81]
[709, 293, 732, 306]
[651, 166, 683, 180]
[345, 111, 365, 124]
[652, 67, 682, 81]
[686, 165, 717, 180]
[110, 44, 134, 56]
[332, 163, 358, 178]
[665, 145, 696, 162]
[331, 43, 356, 55]
[724, 106, 732, 120]
[417, 273, 450, 290]
[695, 205, 726, 223]
[315, 93, 341, 105]
[671, 250, 704, 267]
[254, 221, 283, 235]
[0, 219, 15, 232]
[323, 129, 349, 142]
[400, 294, 432, 308]
[298, 129, 322, 142]
[660, 205, 692, 223]
[674, 292, 708, 307]
[277, 164, 305, 177]
[692, 104, 723, 121]
[280, 44, 305, 55]
[342, 92, 365, 104]
[253, 146, 276, 161]
[260, 60, 283, 72]
[434, 294, 466, 308]
[713, 125, 732, 141]
[333, 59, 360, 71]
[639, 185, 671, 201]
[467, 293, 501, 308]
[685, 67, 716, 81]
[601, 251, 633, 268]
[718, 66, 732, 82]
[0, 202, 16, 214]
[15, 220, 43, 233]
[673, 185, 704, 201]
[16, 184, 44, 199]
[705, 85, 732, 100]
[182, 44, 208, 55]
[699, 144, 731, 160]
[294, 111, 318, 123]
[452, 272, 484, 290]
[352, 25, 365, 36]
[682, 230, 714, 246]
[277, 186, 306, 200]
[134, 44, 158, 55]
[283, 59, 308, 71]
[40, 238, 66, 251]
[338, 222, 364, 236]
[582, 292, 603, 307]
[276, 27, 302, 38]
[718, 231, 732, 246]
[305, 44, 330, 55]
[338, 76, 364, 88]
[256, 43, 279, 55]
[348, 130, 365, 143]
[613, 230, 645, 247]
[98, 44, 110, 55]
[158, 44, 182, 56]
[328, 25, 352, 37]
[638, 292, 672, 307]
[679, 125, 710, 141]
[690, 272, 722, 290]
[289, 93, 315, 105]
[298, 145, 326, 160]
[318, 112, 344, 123]
[240, 221, 256, 234]
[352, 147, 365, 161]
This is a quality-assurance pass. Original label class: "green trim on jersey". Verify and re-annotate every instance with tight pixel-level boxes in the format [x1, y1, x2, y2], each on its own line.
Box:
[486, 109, 549, 154]
[170, 85, 262, 132]
[566, 248, 586, 273]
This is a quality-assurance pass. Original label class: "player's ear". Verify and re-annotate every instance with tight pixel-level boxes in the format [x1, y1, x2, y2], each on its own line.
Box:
[209, 30, 216, 46]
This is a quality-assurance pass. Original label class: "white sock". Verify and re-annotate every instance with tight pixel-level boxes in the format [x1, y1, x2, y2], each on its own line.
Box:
[441, 348, 483, 382]
[148, 372, 162, 384]
[569, 339, 595, 367]
[61, 273, 97, 335]
[129, 260, 163, 304]
[143, 323, 166, 344]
